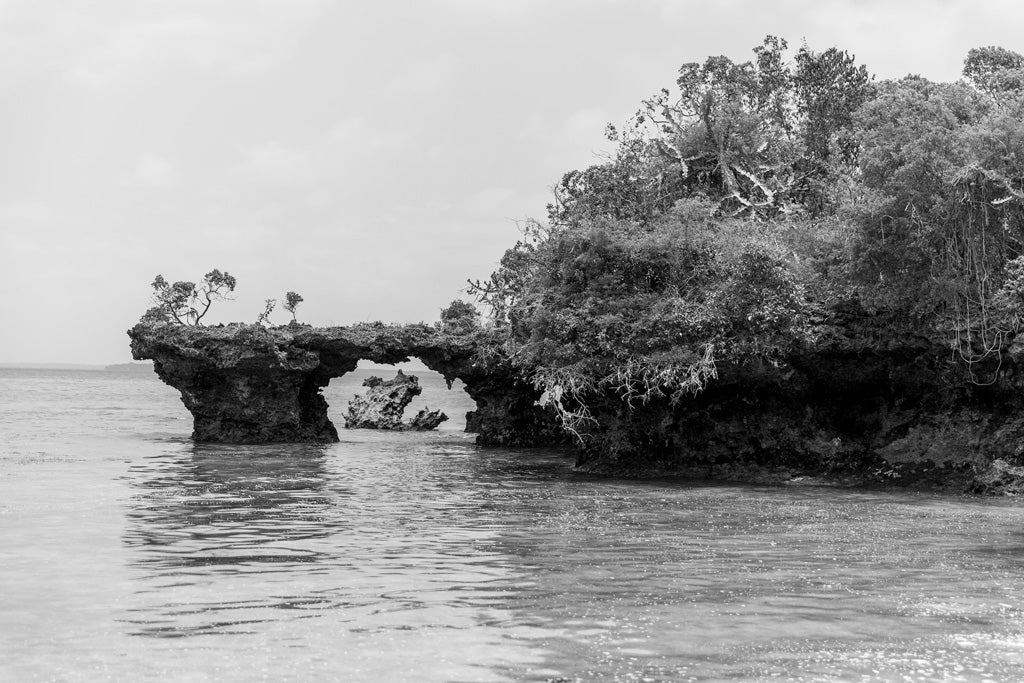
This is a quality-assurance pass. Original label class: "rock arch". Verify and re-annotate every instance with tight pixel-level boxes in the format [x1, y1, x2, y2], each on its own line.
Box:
[127, 322, 563, 446]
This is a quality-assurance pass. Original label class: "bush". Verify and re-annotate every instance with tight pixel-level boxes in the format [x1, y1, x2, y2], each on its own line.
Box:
[439, 300, 481, 334]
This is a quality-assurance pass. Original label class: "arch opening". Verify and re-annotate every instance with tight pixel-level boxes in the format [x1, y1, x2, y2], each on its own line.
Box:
[323, 358, 477, 433]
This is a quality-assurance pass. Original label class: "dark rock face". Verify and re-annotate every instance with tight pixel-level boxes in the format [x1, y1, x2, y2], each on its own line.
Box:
[131, 324, 339, 443]
[457, 363, 566, 447]
[343, 370, 448, 431]
[570, 317, 1024, 492]
[128, 322, 560, 445]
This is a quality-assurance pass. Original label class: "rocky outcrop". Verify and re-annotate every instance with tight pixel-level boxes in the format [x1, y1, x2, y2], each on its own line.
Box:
[343, 370, 448, 430]
[408, 408, 449, 430]
[127, 316, 1024, 493]
[344, 371, 420, 429]
[568, 309, 1024, 493]
[128, 322, 560, 445]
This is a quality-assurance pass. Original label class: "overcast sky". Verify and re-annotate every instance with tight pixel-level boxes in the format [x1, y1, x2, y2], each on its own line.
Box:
[2, 0, 1021, 363]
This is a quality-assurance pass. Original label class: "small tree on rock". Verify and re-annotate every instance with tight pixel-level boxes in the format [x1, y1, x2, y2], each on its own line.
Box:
[283, 291, 303, 323]
[256, 299, 277, 325]
[439, 300, 481, 334]
[148, 269, 237, 325]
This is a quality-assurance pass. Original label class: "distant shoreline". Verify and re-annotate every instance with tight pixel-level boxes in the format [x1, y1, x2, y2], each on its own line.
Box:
[0, 361, 435, 374]
[0, 362, 154, 372]
[0, 362, 114, 371]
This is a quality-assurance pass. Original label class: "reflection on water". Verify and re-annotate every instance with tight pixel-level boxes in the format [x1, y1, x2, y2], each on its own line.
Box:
[117, 436, 1024, 682]
[123, 445, 335, 637]
[4, 368, 1024, 681]
[117, 434, 557, 681]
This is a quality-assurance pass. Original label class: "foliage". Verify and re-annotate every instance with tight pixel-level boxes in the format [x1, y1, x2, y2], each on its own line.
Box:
[467, 218, 553, 326]
[474, 37, 1024, 442]
[283, 291, 303, 323]
[472, 212, 824, 439]
[548, 37, 874, 226]
[139, 305, 172, 325]
[439, 299, 481, 334]
[793, 43, 874, 163]
[256, 299, 277, 326]
[849, 71, 1024, 374]
[148, 269, 237, 326]
[963, 46, 1024, 96]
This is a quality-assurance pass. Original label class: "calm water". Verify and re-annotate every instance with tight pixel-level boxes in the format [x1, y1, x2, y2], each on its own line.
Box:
[2, 367, 1024, 682]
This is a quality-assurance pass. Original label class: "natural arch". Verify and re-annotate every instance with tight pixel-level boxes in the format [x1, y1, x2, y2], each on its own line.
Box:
[332, 361, 466, 431]
[127, 322, 564, 446]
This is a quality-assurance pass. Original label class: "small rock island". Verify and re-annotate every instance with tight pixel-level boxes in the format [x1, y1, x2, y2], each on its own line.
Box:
[344, 370, 448, 431]
[130, 39, 1024, 495]
[129, 314, 1024, 494]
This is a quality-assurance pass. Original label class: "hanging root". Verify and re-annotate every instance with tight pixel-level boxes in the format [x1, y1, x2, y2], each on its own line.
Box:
[532, 345, 718, 442]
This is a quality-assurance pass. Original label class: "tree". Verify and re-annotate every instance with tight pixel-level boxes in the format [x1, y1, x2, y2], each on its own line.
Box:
[256, 299, 277, 325]
[439, 299, 481, 334]
[148, 269, 237, 325]
[963, 46, 1024, 96]
[283, 291, 303, 323]
[653, 36, 803, 217]
[548, 37, 874, 224]
[793, 44, 873, 163]
[844, 65, 1024, 375]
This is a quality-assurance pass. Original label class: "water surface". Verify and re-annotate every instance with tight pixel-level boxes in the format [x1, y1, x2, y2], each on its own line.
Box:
[2, 367, 1024, 681]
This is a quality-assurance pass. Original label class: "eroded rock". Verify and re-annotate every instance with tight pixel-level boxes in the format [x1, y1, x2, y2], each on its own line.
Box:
[343, 370, 448, 430]
[127, 319, 1024, 493]
[408, 408, 449, 430]
[128, 322, 560, 444]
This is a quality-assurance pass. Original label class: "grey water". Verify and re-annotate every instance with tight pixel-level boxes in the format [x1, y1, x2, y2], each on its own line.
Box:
[2, 367, 1024, 682]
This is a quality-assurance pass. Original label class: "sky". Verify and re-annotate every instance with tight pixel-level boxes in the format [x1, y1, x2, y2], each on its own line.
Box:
[2, 0, 1022, 364]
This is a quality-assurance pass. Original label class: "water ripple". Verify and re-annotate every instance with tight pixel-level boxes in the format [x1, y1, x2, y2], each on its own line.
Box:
[5, 369, 1024, 681]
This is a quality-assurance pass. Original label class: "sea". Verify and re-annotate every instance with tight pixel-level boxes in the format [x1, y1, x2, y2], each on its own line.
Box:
[2, 364, 1024, 682]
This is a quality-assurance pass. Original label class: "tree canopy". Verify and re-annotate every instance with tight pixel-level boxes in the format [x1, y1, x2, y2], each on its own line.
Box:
[473, 38, 1024, 437]
[144, 269, 237, 326]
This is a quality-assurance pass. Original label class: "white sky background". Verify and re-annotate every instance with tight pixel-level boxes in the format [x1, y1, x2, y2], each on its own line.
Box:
[1, 0, 1021, 363]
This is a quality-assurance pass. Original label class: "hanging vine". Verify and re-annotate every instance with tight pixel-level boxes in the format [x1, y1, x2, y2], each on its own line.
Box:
[944, 167, 1024, 383]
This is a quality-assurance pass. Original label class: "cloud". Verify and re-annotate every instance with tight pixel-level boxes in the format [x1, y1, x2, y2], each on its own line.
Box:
[518, 107, 616, 167]
[435, 0, 535, 17]
[235, 141, 315, 185]
[386, 56, 455, 95]
[563, 108, 613, 144]
[0, 0, 332, 87]
[327, 117, 403, 154]
[121, 154, 178, 189]
[465, 186, 515, 214]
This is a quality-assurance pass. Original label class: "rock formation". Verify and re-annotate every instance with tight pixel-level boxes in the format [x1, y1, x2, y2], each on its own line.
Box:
[408, 408, 449, 430]
[127, 322, 560, 445]
[343, 370, 448, 431]
[128, 318, 1024, 493]
[344, 372, 420, 429]
[567, 305, 1024, 493]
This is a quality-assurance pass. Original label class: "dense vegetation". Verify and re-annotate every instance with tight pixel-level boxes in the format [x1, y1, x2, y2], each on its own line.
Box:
[471, 38, 1024, 448]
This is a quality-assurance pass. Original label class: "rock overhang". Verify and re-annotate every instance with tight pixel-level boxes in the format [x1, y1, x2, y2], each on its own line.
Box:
[127, 321, 562, 446]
